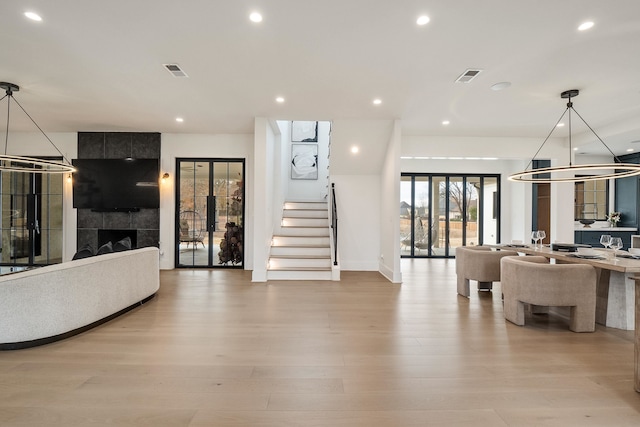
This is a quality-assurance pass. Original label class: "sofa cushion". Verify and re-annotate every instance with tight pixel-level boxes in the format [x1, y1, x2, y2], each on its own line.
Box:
[113, 236, 132, 252]
[72, 244, 95, 260]
[96, 241, 114, 255]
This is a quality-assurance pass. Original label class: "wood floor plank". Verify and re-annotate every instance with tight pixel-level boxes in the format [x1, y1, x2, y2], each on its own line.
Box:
[0, 259, 638, 426]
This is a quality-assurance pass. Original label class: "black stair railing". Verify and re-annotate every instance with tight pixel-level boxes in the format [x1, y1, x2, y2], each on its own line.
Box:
[330, 183, 338, 266]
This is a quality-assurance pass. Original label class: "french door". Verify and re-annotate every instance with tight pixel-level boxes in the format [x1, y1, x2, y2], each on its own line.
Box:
[175, 158, 244, 268]
[401, 173, 500, 258]
[0, 170, 63, 267]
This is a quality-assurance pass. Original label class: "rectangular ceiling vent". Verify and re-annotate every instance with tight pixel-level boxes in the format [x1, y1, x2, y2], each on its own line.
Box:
[163, 63, 188, 78]
[455, 68, 482, 83]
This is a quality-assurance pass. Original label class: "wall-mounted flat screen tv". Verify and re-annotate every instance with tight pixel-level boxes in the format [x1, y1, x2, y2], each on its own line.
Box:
[72, 159, 160, 211]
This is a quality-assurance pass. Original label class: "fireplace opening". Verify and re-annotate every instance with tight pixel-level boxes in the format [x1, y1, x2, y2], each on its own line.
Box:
[98, 229, 138, 248]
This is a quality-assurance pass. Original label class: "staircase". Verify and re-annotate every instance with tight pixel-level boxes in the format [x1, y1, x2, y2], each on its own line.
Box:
[267, 201, 333, 280]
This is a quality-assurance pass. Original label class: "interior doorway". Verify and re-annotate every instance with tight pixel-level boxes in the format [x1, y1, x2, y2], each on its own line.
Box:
[531, 160, 551, 245]
[533, 183, 551, 244]
[175, 158, 244, 268]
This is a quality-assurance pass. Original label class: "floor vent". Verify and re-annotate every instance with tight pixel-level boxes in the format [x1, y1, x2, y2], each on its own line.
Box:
[455, 68, 482, 83]
[163, 64, 188, 78]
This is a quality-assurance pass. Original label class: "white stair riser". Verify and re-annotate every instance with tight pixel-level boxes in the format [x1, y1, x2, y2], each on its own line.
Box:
[267, 270, 333, 281]
[273, 236, 330, 246]
[269, 258, 332, 269]
[282, 218, 329, 227]
[271, 247, 331, 257]
[284, 202, 327, 210]
[283, 209, 328, 219]
[278, 227, 329, 237]
[267, 201, 337, 282]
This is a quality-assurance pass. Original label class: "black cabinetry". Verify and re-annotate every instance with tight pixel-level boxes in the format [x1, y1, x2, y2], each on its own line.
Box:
[574, 230, 634, 250]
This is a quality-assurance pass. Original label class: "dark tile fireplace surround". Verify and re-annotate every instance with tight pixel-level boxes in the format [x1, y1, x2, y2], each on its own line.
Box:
[76, 132, 160, 251]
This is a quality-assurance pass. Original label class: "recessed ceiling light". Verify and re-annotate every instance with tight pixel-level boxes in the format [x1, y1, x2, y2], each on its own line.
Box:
[249, 12, 263, 23]
[351, 146, 359, 154]
[416, 15, 430, 26]
[24, 11, 42, 21]
[490, 82, 511, 91]
[627, 148, 635, 152]
[557, 123, 565, 127]
[573, 147, 579, 151]
[442, 120, 450, 125]
[175, 117, 184, 123]
[373, 98, 382, 105]
[275, 96, 285, 103]
[578, 21, 594, 31]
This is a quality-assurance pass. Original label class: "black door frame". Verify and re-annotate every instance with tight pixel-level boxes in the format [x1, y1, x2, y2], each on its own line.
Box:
[174, 157, 245, 268]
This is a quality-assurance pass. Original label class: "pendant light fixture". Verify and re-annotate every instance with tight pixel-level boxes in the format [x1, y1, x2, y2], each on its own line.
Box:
[509, 89, 640, 182]
[0, 82, 76, 173]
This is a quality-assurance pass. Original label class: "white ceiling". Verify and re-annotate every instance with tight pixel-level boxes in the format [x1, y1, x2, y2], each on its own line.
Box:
[2, 0, 640, 156]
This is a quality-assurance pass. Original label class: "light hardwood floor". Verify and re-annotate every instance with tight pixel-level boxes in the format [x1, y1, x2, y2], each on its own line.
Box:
[1, 259, 639, 426]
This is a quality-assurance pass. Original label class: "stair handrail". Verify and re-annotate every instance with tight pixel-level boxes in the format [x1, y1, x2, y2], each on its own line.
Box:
[330, 183, 338, 265]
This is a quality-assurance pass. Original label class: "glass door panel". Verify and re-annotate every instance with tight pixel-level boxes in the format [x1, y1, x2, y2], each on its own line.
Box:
[431, 177, 446, 256]
[400, 176, 412, 256]
[414, 176, 431, 255]
[178, 161, 210, 267]
[447, 177, 464, 256]
[213, 161, 244, 266]
[465, 177, 480, 247]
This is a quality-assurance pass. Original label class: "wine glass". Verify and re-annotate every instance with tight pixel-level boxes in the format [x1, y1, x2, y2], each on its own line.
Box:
[531, 231, 539, 248]
[600, 234, 611, 250]
[537, 230, 546, 246]
[610, 237, 623, 259]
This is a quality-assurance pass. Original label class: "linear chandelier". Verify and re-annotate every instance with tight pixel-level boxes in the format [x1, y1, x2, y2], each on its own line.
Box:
[509, 89, 640, 183]
[0, 82, 76, 174]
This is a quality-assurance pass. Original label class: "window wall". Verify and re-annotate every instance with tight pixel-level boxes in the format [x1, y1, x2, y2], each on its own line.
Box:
[401, 173, 500, 258]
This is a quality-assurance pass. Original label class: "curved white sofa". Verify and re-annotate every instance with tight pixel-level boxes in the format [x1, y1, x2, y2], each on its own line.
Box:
[0, 247, 159, 349]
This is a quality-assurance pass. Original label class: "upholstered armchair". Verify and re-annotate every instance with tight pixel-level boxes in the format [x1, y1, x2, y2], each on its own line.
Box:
[500, 255, 597, 332]
[455, 246, 518, 297]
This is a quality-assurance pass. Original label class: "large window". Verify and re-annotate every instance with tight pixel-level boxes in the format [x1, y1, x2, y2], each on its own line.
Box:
[401, 173, 500, 258]
[0, 168, 63, 266]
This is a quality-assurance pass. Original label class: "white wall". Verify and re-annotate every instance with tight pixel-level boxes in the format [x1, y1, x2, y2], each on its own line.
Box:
[379, 120, 402, 282]
[274, 121, 289, 231]
[250, 119, 278, 281]
[331, 174, 381, 271]
[160, 133, 253, 270]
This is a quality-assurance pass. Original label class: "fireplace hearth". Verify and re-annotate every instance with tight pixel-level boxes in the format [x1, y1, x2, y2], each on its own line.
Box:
[98, 229, 138, 248]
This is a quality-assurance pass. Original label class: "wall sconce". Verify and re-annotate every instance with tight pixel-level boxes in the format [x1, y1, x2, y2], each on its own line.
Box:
[67, 173, 72, 183]
[161, 172, 170, 183]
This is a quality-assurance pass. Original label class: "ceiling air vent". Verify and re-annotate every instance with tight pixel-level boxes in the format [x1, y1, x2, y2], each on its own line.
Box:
[163, 63, 188, 78]
[455, 68, 482, 83]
